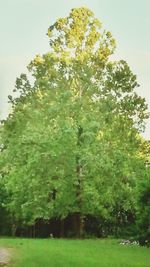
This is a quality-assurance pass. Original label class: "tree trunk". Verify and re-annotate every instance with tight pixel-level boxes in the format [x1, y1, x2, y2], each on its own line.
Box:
[76, 213, 84, 238]
[60, 218, 65, 237]
[75, 126, 84, 237]
[33, 224, 36, 238]
[72, 212, 84, 238]
[11, 223, 17, 237]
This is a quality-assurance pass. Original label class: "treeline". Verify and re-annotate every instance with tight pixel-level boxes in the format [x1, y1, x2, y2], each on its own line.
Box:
[0, 187, 150, 246]
[0, 7, 150, 245]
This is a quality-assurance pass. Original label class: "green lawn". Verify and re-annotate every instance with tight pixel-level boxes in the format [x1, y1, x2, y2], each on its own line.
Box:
[0, 238, 149, 267]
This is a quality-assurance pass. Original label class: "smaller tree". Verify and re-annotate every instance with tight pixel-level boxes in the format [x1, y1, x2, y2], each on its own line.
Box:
[136, 166, 150, 245]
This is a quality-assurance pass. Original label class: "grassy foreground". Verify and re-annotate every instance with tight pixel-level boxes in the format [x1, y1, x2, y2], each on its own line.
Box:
[0, 238, 150, 267]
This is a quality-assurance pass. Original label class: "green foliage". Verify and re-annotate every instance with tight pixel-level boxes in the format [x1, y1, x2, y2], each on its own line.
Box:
[0, 7, 149, 235]
[136, 167, 150, 245]
[0, 180, 11, 235]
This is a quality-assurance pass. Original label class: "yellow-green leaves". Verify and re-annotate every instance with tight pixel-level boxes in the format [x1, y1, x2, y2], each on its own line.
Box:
[33, 55, 44, 65]
[1, 7, 149, 234]
[46, 7, 116, 65]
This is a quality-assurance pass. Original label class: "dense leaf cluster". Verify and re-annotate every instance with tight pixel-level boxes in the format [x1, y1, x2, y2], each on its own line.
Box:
[0, 7, 149, 238]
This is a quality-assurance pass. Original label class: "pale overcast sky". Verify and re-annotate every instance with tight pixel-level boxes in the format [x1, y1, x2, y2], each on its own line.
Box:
[0, 0, 150, 139]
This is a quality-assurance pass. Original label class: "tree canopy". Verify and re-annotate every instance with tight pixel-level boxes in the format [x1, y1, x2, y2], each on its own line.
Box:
[0, 7, 149, 237]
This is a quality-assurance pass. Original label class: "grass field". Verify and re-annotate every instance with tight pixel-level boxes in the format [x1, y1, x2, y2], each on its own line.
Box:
[0, 238, 150, 267]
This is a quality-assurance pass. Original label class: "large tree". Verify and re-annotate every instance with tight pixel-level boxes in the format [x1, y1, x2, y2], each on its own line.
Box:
[0, 7, 149, 237]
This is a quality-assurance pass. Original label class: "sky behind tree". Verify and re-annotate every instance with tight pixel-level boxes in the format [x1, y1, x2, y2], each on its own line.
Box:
[0, 0, 150, 138]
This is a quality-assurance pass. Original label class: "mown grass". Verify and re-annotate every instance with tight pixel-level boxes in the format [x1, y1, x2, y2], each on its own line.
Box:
[0, 238, 150, 267]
